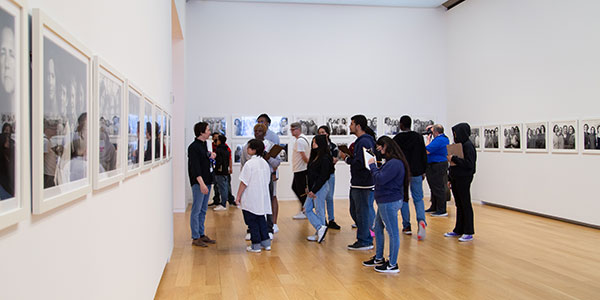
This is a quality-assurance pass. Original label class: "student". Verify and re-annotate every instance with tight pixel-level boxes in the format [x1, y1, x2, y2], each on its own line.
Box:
[213, 134, 230, 211]
[317, 125, 341, 230]
[236, 139, 272, 253]
[362, 136, 409, 273]
[305, 135, 334, 243]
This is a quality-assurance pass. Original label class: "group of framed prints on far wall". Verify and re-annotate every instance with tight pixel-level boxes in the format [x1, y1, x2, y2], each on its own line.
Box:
[469, 119, 600, 154]
[1, 5, 172, 230]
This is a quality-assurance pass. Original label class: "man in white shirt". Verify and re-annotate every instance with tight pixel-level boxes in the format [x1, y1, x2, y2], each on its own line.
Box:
[290, 122, 309, 219]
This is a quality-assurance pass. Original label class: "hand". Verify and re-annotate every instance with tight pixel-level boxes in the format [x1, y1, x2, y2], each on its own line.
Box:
[308, 191, 316, 199]
[368, 157, 376, 165]
[200, 184, 209, 195]
[235, 197, 241, 206]
[228, 167, 233, 174]
[210, 152, 216, 160]
[447, 154, 453, 162]
[339, 152, 347, 160]
[333, 157, 339, 164]
[447, 182, 452, 189]
[272, 174, 278, 181]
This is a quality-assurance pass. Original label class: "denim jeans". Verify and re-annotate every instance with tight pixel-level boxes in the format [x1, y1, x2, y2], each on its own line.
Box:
[305, 183, 329, 231]
[349, 188, 374, 246]
[242, 209, 271, 247]
[400, 175, 427, 229]
[374, 201, 402, 266]
[325, 173, 335, 221]
[214, 175, 229, 207]
[190, 184, 212, 239]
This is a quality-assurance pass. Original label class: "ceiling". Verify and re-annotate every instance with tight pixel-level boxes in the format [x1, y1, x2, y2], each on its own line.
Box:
[188, 0, 448, 8]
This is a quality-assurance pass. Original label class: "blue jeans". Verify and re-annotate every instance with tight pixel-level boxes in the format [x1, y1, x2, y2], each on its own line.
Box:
[305, 184, 329, 231]
[325, 174, 335, 221]
[190, 184, 212, 239]
[215, 175, 229, 208]
[349, 188, 374, 246]
[400, 176, 427, 229]
[375, 201, 402, 266]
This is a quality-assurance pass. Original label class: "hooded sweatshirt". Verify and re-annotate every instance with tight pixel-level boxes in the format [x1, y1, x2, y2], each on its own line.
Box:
[346, 134, 376, 188]
[393, 130, 427, 176]
[450, 123, 477, 178]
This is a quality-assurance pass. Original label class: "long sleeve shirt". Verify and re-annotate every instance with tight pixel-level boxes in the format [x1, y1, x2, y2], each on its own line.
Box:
[426, 134, 449, 163]
[369, 158, 405, 204]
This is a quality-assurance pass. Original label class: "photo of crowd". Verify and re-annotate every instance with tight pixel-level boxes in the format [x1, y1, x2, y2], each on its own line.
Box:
[382, 116, 401, 135]
[0, 6, 17, 201]
[295, 116, 319, 135]
[325, 117, 348, 135]
[97, 71, 122, 174]
[127, 90, 140, 168]
[203, 117, 226, 136]
[484, 126, 499, 149]
[413, 118, 434, 135]
[469, 127, 480, 149]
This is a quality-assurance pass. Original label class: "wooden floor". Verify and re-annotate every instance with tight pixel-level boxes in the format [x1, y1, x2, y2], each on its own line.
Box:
[155, 199, 600, 300]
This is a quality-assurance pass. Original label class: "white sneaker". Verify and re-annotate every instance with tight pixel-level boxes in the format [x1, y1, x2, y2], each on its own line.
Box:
[213, 205, 227, 211]
[293, 212, 307, 219]
[269, 232, 274, 240]
[317, 225, 328, 243]
[417, 220, 426, 241]
[246, 246, 261, 253]
[273, 224, 279, 233]
[245, 233, 251, 241]
[263, 245, 271, 251]
[307, 235, 317, 242]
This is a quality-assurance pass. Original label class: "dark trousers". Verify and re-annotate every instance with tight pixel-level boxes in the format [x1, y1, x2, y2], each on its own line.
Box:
[267, 178, 274, 233]
[292, 170, 308, 206]
[450, 175, 474, 235]
[349, 188, 374, 246]
[213, 174, 235, 204]
[426, 162, 448, 213]
[242, 210, 270, 245]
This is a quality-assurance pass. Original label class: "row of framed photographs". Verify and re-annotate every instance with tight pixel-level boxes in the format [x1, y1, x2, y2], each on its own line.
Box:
[0, 3, 172, 230]
[469, 120, 600, 154]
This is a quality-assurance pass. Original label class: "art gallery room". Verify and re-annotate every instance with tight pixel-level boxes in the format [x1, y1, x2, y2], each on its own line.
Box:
[1, 0, 600, 299]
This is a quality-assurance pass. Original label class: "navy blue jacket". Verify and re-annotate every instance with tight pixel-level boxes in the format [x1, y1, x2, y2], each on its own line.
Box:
[345, 134, 376, 188]
[369, 159, 405, 204]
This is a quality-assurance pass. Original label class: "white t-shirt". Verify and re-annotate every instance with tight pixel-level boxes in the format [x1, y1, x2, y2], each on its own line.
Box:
[292, 134, 309, 172]
[239, 155, 272, 215]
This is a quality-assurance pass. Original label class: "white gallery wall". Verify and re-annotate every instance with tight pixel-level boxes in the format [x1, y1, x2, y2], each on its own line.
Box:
[0, 0, 174, 299]
[446, 0, 600, 225]
[185, 1, 447, 203]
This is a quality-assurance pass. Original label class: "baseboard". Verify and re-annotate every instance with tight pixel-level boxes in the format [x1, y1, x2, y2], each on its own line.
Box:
[481, 201, 599, 229]
[173, 208, 186, 213]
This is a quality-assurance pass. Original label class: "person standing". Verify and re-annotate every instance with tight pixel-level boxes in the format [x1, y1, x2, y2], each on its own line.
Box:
[290, 122, 309, 220]
[393, 115, 428, 240]
[188, 122, 216, 247]
[257, 114, 281, 233]
[213, 134, 230, 211]
[424, 124, 449, 217]
[445, 123, 477, 242]
[209, 132, 221, 207]
[304, 135, 333, 243]
[318, 125, 341, 230]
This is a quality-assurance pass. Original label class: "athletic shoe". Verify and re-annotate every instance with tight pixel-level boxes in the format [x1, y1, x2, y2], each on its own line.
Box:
[273, 224, 279, 233]
[317, 225, 328, 243]
[192, 239, 208, 247]
[208, 202, 217, 207]
[327, 220, 341, 230]
[458, 234, 474, 242]
[347, 241, 374, 251]
[417, 221, 426, 241]
[431, 212, 448, 217]
[245, 233, 251, 241]
[246, 246, 261, 253]
[292, 212, 307, 220]
[444, 231, 460, 237]
[307, 235, 317, 242]
[269, 233, 274, 240]
[370, 229, 375, 237]
[374, 261, 399, 273]
[200, 235, 216, 244]
[213, 205, 227, 211]
[362, 256, 386, 267]
[351, 224, 357, 229]
[425, 207, 435, 213]
[263, 245, 271, 251]
[402, 227, 412, 235]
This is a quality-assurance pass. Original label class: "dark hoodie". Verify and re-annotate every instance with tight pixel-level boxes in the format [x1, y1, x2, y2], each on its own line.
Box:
[450, 123, 477, 178]
[393, 131, 427, 176]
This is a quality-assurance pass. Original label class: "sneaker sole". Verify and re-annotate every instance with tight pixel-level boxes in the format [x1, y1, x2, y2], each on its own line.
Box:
[347, 245, 374, 251]
[417, 222, 426, 241]
[431, 214, 448, 217]
[375, 268, 399, 273]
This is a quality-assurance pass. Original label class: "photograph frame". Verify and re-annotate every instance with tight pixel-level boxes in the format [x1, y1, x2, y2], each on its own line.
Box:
[124, 80, 143, 178]
[276, 138, 290, 165]
[293, 115, 322, 137]
[324, 115, 350, 136]
[482, 125, 501, 152]
[201, 115, 227, 137]
[158, 107, 166, 164]
[381, 115, 402, 136]
[411, 116, 436, 136]
[32, 8, 93, 214]
[92, 56, 125, 190]
[232, 141, 245, 166]
[580, 118, 600, 155]
[524, 121, 549, 153]
[501, 123, 523, 153]
[167, 114, 172, 160]
[469, 126, 482, 151]
[231, 115, 257, 138]
[0, 0, 29, 229]
[141, 95, 154, 171]
[550, 120, 578, 154]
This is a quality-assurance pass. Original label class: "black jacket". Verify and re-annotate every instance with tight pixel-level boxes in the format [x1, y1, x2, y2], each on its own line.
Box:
[450, 123, 477, 178]
[393, 131, 427, 176]
[187, 139, 213, 186]
[307, 153, 334, 194]
[214, 144, 230, 176]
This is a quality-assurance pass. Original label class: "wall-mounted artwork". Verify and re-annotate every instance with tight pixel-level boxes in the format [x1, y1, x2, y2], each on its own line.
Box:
[233, 116, 257, 137]
[581, 119, 600, 154]
[294, 115, 321, 136]
[202, 116, 226, 136]
[550, 120, 577, 153]
[167, 114, 172, 159]
[269, 116, 289, 136]
[502, 124, 522, 152]
[125, 81, 142, 177]
[366, 116, 378, 135]
[483, 125, 500, 151]
[324, 116, 349, 136]
[233, 143, 243, 164]
[142, 97, 153, 169]
[412, 117, 434, 135]
[382, 116, 401, 136]
[469, 126, 481, 151]
[278, 143, 288, 163]
[32, 9, 92, 214]
[524, 122, 547, 152]
[157, 108, 165, 162]
[0, 0, 28, 229]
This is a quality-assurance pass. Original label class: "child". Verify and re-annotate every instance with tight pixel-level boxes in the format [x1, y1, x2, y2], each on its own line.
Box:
[236, 139, 272, 252]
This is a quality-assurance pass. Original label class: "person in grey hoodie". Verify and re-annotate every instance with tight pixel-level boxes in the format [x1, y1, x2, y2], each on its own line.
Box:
[444, 123, 477, 242]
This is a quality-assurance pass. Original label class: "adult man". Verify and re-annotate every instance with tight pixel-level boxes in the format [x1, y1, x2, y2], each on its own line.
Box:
[257, 114, 281, 232]
[290, 122, 309, 220]
[425, 124, 449, 217]
[188, 122, 216, 247]
[393, 115, 428, 240]
[340, 115, 376, 250]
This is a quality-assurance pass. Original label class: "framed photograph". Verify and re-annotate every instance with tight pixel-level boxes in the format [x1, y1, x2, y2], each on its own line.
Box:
[469, 126, 481, 151]
[269, 116, 289, 136]
[167, 114, 172, 160]
[412, 117, 435, 135]
[382, 116, 401, 136]
[92, 57, 125, 190]
[501, 124, 522, 152]
[232, 142, 244, 165]
[141, 96, 154, 170]
[32, 9, 93, 214]
[202, 116, 226, 136]
[581, 119, 600, 154]
[524, 122, 548, 153]
[158, 108, 166, 162]
[324, 116, 349, 136]
[232, 116, 257, 137]
[152, 104, 160, 166]
[293, 115, 321, 136]
[277, 141, 289, 164]
[483, 125, 500, 151]
[125, 81, 142, 177]
[550, 120, 578, 153]
[366, 116, 378, 136]
[0, 0, 28, 229]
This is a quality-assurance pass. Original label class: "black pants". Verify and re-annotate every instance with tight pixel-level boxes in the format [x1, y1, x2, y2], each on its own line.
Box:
[450, 175, 474, 235]
[242, 210, 270, 245]
[292, 170, 308, 206]
[426, 162, 448, 213]
[214, 174, 235, 204]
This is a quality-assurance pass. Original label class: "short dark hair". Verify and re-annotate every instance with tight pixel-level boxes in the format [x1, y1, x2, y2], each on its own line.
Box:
[257, 113, 271, 125]
[212, 132, 219, 138]
[318, 125, 330, 135]
[218, 134, 227, 144]
[400, 115, 412, 130]
[194, 122, 208, 137]
[247, 139, 265, 154]
[351, 115, 368, 131]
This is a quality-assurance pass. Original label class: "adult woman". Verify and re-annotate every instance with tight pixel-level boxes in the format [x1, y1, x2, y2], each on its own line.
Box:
[566, 125, 576, 149]
[553, 125, 564, 149]
[318, 125, 340, 230]
[362, 136, 409, 273]
[304, 134, 333, 243]
[589, 126, 597, 150]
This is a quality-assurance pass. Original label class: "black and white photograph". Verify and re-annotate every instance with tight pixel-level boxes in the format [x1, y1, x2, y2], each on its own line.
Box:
[581, 119, 600, 154]
[483, 125, 500, 151]
[382, 116, 401, 136]
[269, 116, 289, 136]
[167, 115, 172, 159]
[127, 86, 141, 172]
[502, 124, 522, 151]
[278, 143, 288, 163]
[469, 127, 481, 150]
[413, 117, 434, 135]
[294, 115, 320, 136]
[233, 143, 243, 164]
[160, 110, 166, 160]
[551, 120, 577, 153]
[525, 122, 547, 152]
[143, 99, 153, 165]
[325, 116, 349, 136]
[233, 116, 257, 137]
[202, 116, 226, 136]
[366, 116, 378, 135]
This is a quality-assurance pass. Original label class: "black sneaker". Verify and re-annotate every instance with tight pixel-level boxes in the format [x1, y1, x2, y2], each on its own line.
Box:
[374, 261, 399, 273]
[347, 241, 374, 251]
[402, 226, 412, 235]
[425, 207, 435, 213]
[362, 256, 386, 267]
[208, 202, 217, 207]
[327, 220, 341, 230]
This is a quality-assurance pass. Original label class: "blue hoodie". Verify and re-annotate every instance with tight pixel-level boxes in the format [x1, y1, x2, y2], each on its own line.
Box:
[369, 159, 405, 203]
[345, 134, 376, 188]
